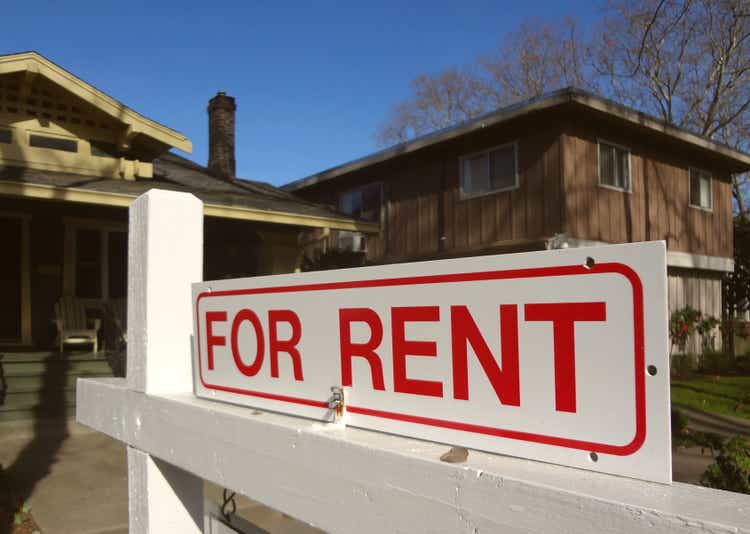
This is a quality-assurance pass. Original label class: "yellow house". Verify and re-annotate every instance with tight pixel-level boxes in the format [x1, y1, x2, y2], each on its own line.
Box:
[0, 51, 375, 418]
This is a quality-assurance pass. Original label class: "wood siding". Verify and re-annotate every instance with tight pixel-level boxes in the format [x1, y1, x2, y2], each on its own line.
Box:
[561, 127, 733, 258]
[309, 119, 564, 264]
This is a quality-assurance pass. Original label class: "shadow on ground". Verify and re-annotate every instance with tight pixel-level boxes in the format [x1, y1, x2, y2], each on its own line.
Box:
[0, 352, 70, 533]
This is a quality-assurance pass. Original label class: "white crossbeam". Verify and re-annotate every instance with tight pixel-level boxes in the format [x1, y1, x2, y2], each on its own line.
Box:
[78, 376, 750, 534]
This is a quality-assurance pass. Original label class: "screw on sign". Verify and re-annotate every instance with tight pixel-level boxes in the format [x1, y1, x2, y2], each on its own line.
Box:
[193, 242, 671, 483]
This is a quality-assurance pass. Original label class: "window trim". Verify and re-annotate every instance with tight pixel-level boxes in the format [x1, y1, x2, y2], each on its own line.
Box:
[337, 181, 384, 224]
[63, 219, 127, 302]
[459, 141, 519, 200]
[27, 129, 79, 153]
[688, 167, 713, 212]
[597, 138, 632, 193]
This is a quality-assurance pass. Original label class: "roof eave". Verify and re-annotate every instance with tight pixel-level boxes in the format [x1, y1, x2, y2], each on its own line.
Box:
[285, 88, 750, 191]
[0, 52, 192, 154]
[0, 180, 377, 232]
[568, 91, 750, 171]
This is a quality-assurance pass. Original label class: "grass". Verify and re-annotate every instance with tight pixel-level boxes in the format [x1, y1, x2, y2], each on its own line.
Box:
[671, 375, 750, 421]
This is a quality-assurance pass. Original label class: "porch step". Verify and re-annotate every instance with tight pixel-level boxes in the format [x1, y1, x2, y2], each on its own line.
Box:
[4, 371, 111, 391]
[0, 351, 115, 421]
[1, 358, 112, 377]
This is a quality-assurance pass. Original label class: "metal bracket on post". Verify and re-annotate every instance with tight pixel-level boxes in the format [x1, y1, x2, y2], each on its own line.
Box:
[328, 386, 346, 425]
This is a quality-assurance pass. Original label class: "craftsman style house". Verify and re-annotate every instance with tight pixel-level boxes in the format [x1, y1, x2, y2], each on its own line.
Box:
[0, 52, 374, 419]
[285, 88, 750, 323]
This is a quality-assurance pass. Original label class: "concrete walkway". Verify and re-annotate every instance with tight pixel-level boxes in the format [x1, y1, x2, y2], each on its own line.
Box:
[0, 418, 128, 534]
[0, 410, 747, 533]
[0, 418, 318, 533]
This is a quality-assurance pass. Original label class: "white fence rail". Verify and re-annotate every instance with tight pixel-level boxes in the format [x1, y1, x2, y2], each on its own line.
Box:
[77, 189, 750, 534]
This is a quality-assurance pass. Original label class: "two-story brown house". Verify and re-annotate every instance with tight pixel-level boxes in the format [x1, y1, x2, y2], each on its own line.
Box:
[285, 88, 750, 325]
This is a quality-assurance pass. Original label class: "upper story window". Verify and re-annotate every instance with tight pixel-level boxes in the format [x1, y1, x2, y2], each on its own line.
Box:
[598, 141, 631, 191]
[29, 133, 78, 153]
[338, 182, 382, 222]
[689, 168, 712, 210]
[0, 128, 12, 144]
[460, 142, 518, 198]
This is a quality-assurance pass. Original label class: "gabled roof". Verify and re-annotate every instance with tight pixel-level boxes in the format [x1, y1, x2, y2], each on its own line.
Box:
[0, 152, 378, 232]
[0, 51, 191, 153]
[284, 87, 750, 191]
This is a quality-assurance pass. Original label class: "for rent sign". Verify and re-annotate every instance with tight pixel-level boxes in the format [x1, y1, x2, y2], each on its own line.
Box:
[192, 242, 671, 483]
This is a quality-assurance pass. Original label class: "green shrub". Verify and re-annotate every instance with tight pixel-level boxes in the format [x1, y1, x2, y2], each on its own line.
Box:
[670, 307, 702, 354]
[671, 352, 694, 377]
[701, 436, 750, 494]
[671, 408, 691, 447]
[699, 350, 731, 375]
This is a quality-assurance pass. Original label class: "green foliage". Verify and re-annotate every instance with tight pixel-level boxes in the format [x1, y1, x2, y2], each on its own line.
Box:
[670, 306, 702, 355]
[701, 436, 750, 494]
[699, 350, 731, 375]
[671, 408, 725, 454]
[723, 218, 750, 321]
[670, 353, 694, 378]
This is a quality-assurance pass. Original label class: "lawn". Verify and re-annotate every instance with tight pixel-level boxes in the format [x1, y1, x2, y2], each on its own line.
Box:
[671, 375, 750, 420]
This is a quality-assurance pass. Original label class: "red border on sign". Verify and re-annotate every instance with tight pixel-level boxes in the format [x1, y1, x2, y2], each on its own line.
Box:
[194, 263, 646, 456]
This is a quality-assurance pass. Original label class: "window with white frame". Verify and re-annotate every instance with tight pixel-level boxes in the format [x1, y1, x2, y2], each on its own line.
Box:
[460, 143, 518, 197]
[598, 141, 630, 191]
[689, 168, 712, 210]
[338, 182, 382, 222]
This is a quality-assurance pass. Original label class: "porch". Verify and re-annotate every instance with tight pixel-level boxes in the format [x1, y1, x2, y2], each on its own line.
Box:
[0, 194, 305, 353]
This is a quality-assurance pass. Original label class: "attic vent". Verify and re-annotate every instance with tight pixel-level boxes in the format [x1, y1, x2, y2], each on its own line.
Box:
[0, 79, 113, 135]
[29, 134, 77, 153]
[0, 129, 11, 144]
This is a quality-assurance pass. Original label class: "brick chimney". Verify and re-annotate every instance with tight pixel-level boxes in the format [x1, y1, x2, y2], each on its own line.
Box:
[207, 91, 236, 179]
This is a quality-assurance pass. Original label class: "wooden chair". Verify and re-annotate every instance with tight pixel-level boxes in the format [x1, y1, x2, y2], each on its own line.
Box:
[53, 297, 101, 353]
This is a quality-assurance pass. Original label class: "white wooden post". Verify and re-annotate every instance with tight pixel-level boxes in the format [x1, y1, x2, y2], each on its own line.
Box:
[125, 189, 204, 533]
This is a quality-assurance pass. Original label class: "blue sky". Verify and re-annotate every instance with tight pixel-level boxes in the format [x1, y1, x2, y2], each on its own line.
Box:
[5, 1, 599, 185]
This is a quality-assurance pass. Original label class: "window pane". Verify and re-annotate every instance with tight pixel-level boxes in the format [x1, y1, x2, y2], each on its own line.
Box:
[463, 154, 490, 195]
[30, 134, 78, 153]
[76, 229, 101, 299]
[700, 175, 711, 208]
[339, 190, 357, 216]
[600, 143, 630, 190]
[0, 129, 12, 144]
[690, 170, 712, 208]
[599, 144, 614, 186]
[108, 231, 127, 299]
[490, 145, 516, 190]
[339, 184, 381, 222]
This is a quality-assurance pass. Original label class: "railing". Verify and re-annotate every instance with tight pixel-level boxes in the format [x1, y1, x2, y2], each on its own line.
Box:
[77, 189, 750, 534]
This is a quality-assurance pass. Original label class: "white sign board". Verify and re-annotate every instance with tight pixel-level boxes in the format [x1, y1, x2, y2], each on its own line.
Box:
[192, 242, 671, 483]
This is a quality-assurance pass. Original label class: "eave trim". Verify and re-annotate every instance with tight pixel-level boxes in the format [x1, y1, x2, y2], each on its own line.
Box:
[0, 180, 378, 233]
[0, 52, 192, 153]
